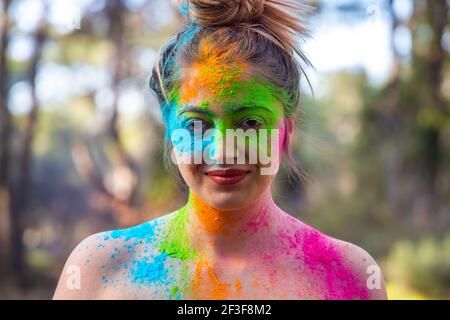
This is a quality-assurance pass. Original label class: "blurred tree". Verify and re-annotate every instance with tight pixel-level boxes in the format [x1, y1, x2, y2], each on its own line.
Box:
[0, 0, 48, 284]
[0, 0, 13, 280]
[357, 0, 449, 237]
[70, 0, 142, 227]
[10, 16, 47, 278]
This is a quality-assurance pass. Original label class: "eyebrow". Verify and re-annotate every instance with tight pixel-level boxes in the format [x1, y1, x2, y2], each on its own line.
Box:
[177, 104, 274, 117]
[225, 104, 274, 115]
[177, 105, 214, 117]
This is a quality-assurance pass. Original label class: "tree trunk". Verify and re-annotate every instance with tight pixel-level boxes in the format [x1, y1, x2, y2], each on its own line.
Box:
[0, 0, 12, 280]
[9, 17, 47, 279]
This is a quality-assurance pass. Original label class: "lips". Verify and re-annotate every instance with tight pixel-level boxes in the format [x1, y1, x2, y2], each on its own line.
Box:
[205, 169, 250, 185]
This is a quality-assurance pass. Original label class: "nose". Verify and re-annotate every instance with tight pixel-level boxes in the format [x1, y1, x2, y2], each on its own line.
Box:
[207, 129, 240, 165]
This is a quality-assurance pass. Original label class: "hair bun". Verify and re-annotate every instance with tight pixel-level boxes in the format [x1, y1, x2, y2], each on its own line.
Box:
[185, 0, 266, 27]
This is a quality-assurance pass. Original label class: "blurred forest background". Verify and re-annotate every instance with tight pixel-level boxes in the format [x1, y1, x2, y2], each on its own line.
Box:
[0, 0, 449, 299]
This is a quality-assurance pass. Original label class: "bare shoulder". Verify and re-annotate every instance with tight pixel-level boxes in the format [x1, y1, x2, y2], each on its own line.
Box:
[328, 236, 388, 300]
[281, 214, 387, 300]
[53, 213, 173, 299]
[53, 230, 116, 299]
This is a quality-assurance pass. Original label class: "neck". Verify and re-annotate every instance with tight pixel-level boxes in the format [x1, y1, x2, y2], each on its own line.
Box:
[182, 189, 282, 260]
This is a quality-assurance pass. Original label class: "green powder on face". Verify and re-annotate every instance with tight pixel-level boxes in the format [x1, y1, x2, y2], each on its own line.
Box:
[170, 60, 288, 116]
[159, 206, 197, 261]
[208, 64, 242, 102]
[199, 100, 209, 108]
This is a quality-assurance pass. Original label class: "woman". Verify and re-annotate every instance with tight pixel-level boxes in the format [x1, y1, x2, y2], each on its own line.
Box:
[54, 0, 387, 300]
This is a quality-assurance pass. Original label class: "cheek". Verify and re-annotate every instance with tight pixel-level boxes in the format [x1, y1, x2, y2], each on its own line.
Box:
[277, 119, 287, 160]
[251, 168, 276, 197]
[176, 161, 198, 186]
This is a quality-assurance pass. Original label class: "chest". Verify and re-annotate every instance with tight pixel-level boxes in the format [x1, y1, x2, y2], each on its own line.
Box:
[98, 255, 330, 299]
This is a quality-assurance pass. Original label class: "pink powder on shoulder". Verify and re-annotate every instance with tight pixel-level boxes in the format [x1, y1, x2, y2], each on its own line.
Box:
[300, 228, 369, 300]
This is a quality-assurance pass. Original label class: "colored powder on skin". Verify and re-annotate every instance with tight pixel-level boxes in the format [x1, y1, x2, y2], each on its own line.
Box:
[240, 207, 269, 234]
[278, 118, 288, 160]
[178, 38, 246, 106]
[191, 259, 230, 299]
[159, 206, 197, 260]
[300, 228, 369, 300]
[252, 274, 260, 288]
[170, 286, 180, 300]
[177, 68, 285, 123]
[178, 257, 197, 299]
[159, 257, 192, 300]
[180, 63, 243, 105]
[99, 221, 165, 288]
[174, 75, 286, 162]
[261, 252, 277, 265]
[190, 192, 232, 236]
[163, 38, 289, 167]
[205, 263, 229, 300]
[104, 221, 158, 245]
[278, 228, 303, 256]
[268, 270, 276, 286]
[225, 77, 286, 119]
[130, 253, 170, 286]
[171, 37, 286, 121]
[235, 279, 242, 296]
[191, 259, 204, 298]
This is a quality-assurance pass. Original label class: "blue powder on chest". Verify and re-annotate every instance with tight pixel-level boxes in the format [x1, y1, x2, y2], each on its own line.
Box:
[131, 253, 170, 286]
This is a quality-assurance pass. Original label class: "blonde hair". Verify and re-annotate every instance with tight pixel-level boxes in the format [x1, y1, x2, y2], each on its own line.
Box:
[150, 0, 313, 180]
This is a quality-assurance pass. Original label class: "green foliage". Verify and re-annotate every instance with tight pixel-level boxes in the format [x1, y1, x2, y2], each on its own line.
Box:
[385, 236, 450, 299]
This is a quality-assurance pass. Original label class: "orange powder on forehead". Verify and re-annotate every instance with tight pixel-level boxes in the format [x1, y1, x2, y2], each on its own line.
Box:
[179, 39, 247, 106]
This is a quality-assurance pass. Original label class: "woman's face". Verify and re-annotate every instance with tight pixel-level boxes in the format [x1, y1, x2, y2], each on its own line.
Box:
[165, 57, 291, 210]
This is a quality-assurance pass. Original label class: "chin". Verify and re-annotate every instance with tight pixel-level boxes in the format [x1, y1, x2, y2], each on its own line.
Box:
[202, 189, 252, 210]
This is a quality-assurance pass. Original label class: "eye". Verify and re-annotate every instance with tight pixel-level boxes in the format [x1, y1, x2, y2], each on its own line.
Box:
[184, 118, 211, 132]
[237, 117, 264, 130]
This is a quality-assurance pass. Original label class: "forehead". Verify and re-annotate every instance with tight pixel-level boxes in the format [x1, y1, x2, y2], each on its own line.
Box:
[178, 57, 247, 106]
[176, 60, 284, 117]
